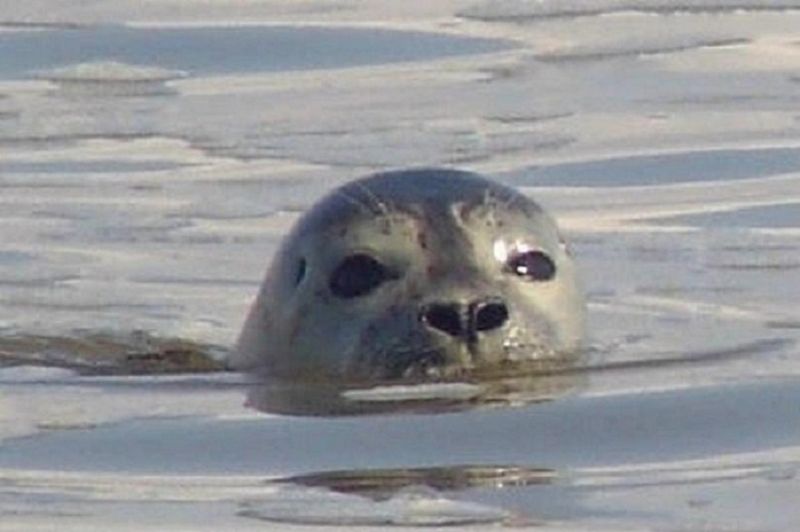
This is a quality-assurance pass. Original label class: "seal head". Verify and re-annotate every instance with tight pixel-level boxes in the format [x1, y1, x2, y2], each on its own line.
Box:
[234, 168, 585, 381]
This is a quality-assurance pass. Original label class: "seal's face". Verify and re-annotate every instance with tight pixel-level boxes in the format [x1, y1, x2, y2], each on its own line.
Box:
[235, 169, 585, 381]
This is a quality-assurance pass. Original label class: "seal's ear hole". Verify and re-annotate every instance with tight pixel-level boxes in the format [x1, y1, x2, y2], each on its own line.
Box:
[506, 250, 556, 282]
[329, 253, 394, 299]
[295, 258, 307, 287]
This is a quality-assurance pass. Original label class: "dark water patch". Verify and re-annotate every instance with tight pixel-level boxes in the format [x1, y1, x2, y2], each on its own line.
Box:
[0, 250, 36, 265]
[648, 202, 800, 229]
[0, 159, 193, 174]
[501, 147, 800, 187]
[0, 25, 511, 81]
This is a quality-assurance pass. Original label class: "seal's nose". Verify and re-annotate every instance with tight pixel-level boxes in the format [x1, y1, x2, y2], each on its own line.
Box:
[420, 303, 464, 337]
[473, 299, 510, 333]
[420, 298, 509, 340]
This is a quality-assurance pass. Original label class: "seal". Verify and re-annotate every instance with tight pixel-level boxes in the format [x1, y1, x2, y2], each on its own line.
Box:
[233, 168, 585, 381]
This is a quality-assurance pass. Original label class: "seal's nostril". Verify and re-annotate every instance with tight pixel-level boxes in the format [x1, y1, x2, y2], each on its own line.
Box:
[474, 300, 509, 332]
[421, 304, 463, 337]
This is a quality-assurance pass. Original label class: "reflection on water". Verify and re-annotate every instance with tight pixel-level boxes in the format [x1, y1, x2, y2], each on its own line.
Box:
[242, 337, 788, 416]
[1, 333, 788, 416]
[244, 361, 584, 416]
[281, 465, 554, 496]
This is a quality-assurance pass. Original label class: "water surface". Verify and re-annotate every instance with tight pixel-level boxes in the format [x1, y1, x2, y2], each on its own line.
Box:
[503, 147, 800, 187]
[1, 2, 800, 530]
[0, 25, 511, 80]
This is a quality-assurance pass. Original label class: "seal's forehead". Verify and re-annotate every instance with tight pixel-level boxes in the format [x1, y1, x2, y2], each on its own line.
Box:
[295, 168, 542, 234]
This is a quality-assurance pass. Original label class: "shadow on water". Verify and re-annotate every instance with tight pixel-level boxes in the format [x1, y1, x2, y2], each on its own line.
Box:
[244, 357, 585, 417]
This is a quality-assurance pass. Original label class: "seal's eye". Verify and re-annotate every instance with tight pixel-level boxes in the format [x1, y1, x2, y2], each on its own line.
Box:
[329, 254, 394, 299]
[507, 250, 556, 281]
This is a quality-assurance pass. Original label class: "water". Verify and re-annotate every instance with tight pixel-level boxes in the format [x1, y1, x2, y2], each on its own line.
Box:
[0, 25, 510, 80]
[502, 147, 800, 187]
[1, 2, 800, 530]
[4, 378, 800, 474]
